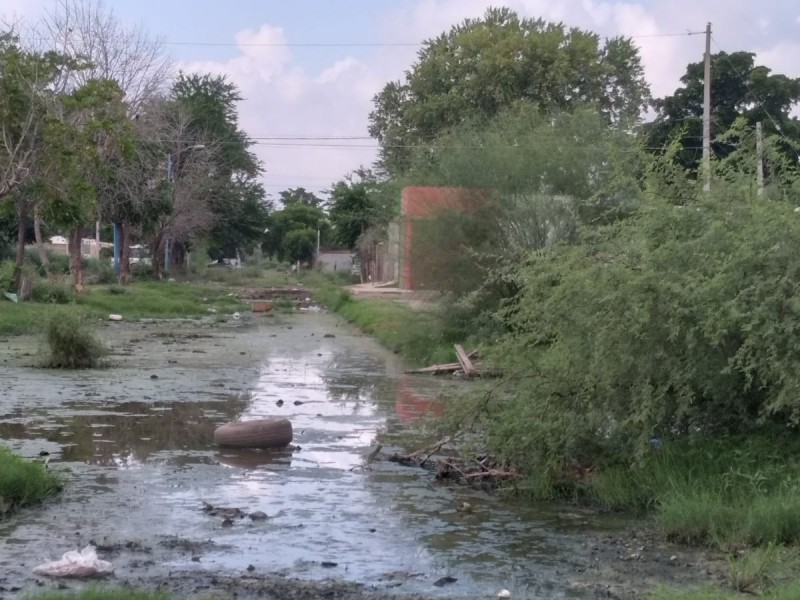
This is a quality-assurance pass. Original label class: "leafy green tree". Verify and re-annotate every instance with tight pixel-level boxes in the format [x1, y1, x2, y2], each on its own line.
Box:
[327, 170, 396, 249]
[279, 187, 323, 208]
[0, 34, 75, 289]
[42, 78, 133, 292]
[170, 73, 267, 264]
[646, 51, 800, 171]
[263, 202, 327, 263]
[369, 7, 649, 175]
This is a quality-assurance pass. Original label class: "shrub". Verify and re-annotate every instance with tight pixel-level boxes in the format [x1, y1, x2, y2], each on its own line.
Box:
[0, 445, 62, 516]
[44, 311, 106, 368]
[0, 260, 13, 292]
[84, 257, 115, 284]
[30, 279, 74, 304]
[131, 262, 155, 280]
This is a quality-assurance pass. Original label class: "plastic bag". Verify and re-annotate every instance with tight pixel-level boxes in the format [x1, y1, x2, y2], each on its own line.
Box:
[33, 545, 113, 578]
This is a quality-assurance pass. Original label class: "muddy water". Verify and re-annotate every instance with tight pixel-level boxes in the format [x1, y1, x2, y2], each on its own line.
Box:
[0, 312, 714, 599]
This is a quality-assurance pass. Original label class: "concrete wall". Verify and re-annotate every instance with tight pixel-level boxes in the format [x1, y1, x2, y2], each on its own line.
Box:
[316, 251, 354, 273]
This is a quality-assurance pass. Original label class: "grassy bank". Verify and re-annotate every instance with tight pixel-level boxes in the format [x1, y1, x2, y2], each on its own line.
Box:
[0, 281, 250, 335]
[588, 435, 800, 551]
[653, 583, 800, 600]
[0, 446, 61, 517]
[315, 285, 452, 366]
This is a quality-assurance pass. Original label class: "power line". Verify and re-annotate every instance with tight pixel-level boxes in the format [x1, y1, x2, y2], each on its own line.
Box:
[20, 30, 709, 50]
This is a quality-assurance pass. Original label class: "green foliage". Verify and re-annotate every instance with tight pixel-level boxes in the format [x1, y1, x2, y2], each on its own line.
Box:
[647, 51, 800, 171]
[279, 186, 323, 208]
[44, 311, 106, 368]
[651, 582, 800, 600]
[369, 7, 650, 174]
[30, 278, 74, 304]
[487, 175, 800, 477]
[328, 170, 399, 249]
[263, 202, 327, 262]
[83, 257, 116, 284]
[315, 285, 451, 366]
[0, 445, 61, 518]
[0, 259, 13, 292]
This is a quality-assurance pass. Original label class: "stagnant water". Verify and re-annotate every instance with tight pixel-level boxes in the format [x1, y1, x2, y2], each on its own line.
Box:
[0, 312, 711, 599]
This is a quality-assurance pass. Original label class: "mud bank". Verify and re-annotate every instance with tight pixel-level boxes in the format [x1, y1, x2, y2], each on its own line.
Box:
[0, 312, 725, 599]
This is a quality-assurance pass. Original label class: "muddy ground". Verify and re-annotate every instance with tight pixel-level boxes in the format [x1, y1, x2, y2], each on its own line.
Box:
[0, 309, 727, 599]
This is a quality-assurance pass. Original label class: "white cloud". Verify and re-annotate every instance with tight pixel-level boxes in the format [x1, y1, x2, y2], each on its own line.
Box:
[177, 0, 800, 196]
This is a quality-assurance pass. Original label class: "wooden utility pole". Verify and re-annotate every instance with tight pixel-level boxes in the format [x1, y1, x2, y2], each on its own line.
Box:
[756, 121, 764, 196]
[702, 22, 712, 192]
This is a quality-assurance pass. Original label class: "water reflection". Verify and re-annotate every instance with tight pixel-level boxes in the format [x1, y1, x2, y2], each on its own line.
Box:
[0, 396, 248, 466]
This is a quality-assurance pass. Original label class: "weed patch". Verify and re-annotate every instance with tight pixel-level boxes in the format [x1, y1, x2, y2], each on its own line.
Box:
[44, 311, 106, 368]
[0, 446, 61, 517]
[315, 284, 451, 366]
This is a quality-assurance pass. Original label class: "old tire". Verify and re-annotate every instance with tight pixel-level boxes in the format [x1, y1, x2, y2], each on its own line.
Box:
[214, 418, 293, 449]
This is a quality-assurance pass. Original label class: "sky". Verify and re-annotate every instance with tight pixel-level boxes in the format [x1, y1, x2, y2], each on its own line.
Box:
[2, 0, 800, 199]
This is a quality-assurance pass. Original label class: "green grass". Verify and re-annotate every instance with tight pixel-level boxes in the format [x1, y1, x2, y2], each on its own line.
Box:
[0, 446, 62, 517]
[581, 434, 800, 550]
[26, 589, 173, 600]
[0, 281, 252, 335]
[75, 281, 246, 318]
[651, 582, 800, 600]
[315, 284, 452, 366]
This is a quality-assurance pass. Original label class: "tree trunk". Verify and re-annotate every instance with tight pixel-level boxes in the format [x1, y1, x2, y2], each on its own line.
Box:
[118, 221, 132, 285]
[68, 227, 85, 293]
[13, 198, 27, 292]
[150, 233, 164, 280]
[171, 241, 186, 274]
[33, 207, 49, 273]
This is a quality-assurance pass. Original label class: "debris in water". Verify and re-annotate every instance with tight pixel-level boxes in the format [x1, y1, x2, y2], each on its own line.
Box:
[33, 545, 113, 578]
[498, 590, 511, 599]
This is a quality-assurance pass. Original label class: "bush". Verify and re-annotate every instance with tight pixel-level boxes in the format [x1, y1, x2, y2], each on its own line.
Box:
[44, 311, 106, 368]
[487, 182, 800, 478]
[30, 279, 74, 304]
[0, 260, 13, 292]
[131, 262, 155, 280]
[84, 257, 115, 284]
[0, 445, 61, 516]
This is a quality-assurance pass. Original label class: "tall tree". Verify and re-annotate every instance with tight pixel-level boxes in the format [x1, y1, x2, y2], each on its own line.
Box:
[327, 170, 394, 250]
[42, 78, 133, 292]
[171, 73, 267, 264]
[263, 202, 327, 264]
[646, 51, 800, 171]
[279, 187, 323, 208]
[40, 0, 170, 112]
[369, 7, 649, 175]
[0, 33, 73, 289]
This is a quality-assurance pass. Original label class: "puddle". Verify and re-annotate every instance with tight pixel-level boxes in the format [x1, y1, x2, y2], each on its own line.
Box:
[0, 313, 720, 599]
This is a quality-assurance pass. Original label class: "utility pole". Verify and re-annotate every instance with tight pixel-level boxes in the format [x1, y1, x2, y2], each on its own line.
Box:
[702, 22, 712, 193]
[756, 121, 764, 196]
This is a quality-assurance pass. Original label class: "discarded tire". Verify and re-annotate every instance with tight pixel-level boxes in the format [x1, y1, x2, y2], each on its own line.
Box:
[214, 417, 293, 449]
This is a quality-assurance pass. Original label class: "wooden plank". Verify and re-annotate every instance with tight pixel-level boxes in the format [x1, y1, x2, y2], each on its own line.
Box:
[404, 362, 461, 375]
[455, 344, 477, 377]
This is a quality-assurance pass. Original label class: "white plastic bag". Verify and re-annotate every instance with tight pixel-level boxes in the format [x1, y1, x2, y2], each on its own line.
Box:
[33, 545, 113, 578]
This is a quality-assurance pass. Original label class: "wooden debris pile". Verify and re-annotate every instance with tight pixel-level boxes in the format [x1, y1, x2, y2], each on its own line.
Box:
[366, 438, 519, 491]
[405, 344, 501, 377]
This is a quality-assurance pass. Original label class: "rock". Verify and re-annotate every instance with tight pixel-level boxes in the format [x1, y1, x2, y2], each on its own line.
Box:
[249, 511, 268, 521]
[320, 561, 337, 568]
[150, 374, 159, 380]
[498, 590, 512, 599]
[221, 518, 234, 527]
[433, 576, 457, 587]
[276, 400, 284, 407]
[108, 314, 123, 321]
[456, 502, 472, 513]
[323, 333, 335, 338]
[232, 312, 241, 320]
[246, 564, 255, 572]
